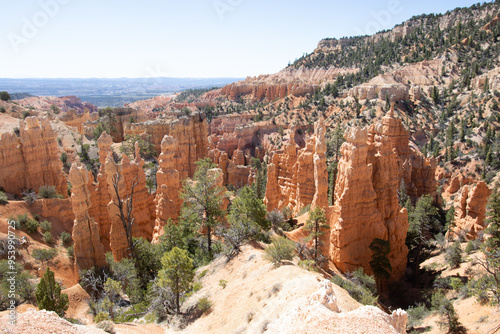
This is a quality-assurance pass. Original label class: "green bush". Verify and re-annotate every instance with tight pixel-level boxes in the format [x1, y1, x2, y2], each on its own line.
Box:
[406, 303, 429, 328]
[0, 106, 6, 113]
[196, 296, 212, 314]
[23, 219, 39, 234]
[0, 191, 8, 205]
[298, 260, 317, 271]
[331, 269, 378, 306]
[43, 232, 54, 245]
[0, 91, 11, 101]
[465, 239, 480, 254]
[35, 267, 69, 317]
[32, 248, 57, 262]
[66, 245, 74, 258]
[0, 260, 34, 310]
[38, 185, 59, 199]
[264, 237, 295, 266]
[40, 220, 52, 233]
[445, 241, 462, 268]
[60, 232, 72, 246]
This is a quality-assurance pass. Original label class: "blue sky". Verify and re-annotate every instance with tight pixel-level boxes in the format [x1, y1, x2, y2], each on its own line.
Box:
[0, 0, 490, 78]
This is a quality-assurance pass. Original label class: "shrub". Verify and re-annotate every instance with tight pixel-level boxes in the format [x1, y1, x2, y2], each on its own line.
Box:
[298, 260, 317, 271]
[23, 219, 39, 234]
[331, 269, 378, 306]
[66, 245, 74, 258]
[32, 248, 57, 263]
[406, 303, 429, 328]
[38, 185, 59, 199]
[264, 237, 295, 266]
[0, 261, 34, 310]
[196, 296, 212, 314]
[219, 280, 227, 289]
[43, 232, 54, 245]
[35, 267, 69, 317]
[60, 232, 72, 246]
[22, 111, 30, 119]
[431, 291, 462, 333]
[0, 91, 10, 101]
[22, 190, 37, 204]
[465, 239, 480, 254]
[445, 241, 462, 268]
[40, 220, 52, 233]
[0, 191, 8, 205]
[60, 152, 68, 163]
[0, 106, 6, 113]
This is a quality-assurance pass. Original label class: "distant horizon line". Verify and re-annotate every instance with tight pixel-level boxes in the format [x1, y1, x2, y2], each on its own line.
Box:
[0, 77, 244, 80]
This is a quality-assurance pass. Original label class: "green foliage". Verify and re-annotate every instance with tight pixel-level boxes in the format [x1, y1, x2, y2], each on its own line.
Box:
[60, 231, 72, 246]
[406, 303, 430, 328]
[0, 91, 11, 101]
[22, 218, 39, 234]
[40, 220, 52, 233]
[119, 134, 156, 159]
[331, 269, 378, 305]
[267, 210, 286, 233]
[0, 260, 34, 310]
[66, 245, 74, 258]
[264, 237, 295, 266]
[369, 238, 392, 288]
[32, 248, 57, 263]
[221, 187, 266, 258]
[445, 241, 462, 268]
[94, 311, 111, 323]
[196, 296, 212, 314]
[180, 158, 226, 257]
[431, 291, 462, 333]
[303, 207, 329, 262]
[42, 231, 54, 245]
[158, 247, 195, 313]
[298, 260, 317, 271]
[0, 106, 6, 113]
[132, 237, 161, 292]
[35, 268, 69, 317]
[0, 191, 8, 205]
[38, 185, 60, 199]
[103, 278, 122, 303]
[219, 280, 227, 288]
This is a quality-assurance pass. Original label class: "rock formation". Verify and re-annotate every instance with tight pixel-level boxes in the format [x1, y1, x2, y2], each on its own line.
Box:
[450, 181, 491, 240]
[69, 162, 106, 271]
[0, 117, 67, 197]
[153, 135, 182, 242]
[104, 143, 156, 261]
[328, 124, 409, 280]
[264, 117, 328, 215]
[379, 107, 437, 200]
[123, 112, 209, 179]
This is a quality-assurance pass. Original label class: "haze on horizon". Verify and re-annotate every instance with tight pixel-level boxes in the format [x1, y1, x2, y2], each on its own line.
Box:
[0, 0, 489, 79]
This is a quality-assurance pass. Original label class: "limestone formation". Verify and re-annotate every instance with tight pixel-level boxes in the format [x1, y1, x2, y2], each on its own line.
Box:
[264, 118, 328, 215]
[123, 112, 209, 179]
[69, 162, 106, 271]
[0, 117, 67, 197]
[451, 181, 491, 240]
[153, 135, 182, 242]
[328, 124, 409, 280]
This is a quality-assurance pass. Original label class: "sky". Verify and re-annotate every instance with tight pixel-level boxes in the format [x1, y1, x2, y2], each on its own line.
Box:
[0, 0, 491, 78]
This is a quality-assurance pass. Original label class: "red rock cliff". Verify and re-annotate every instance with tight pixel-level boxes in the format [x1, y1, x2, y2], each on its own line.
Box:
[0, 117, 67, 197]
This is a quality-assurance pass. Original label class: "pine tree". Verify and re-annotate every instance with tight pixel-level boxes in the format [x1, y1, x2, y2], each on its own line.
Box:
[35, 268, 69, 317]
[158, 247, 195, 314]
[181, 158, 226, 257]
[369, 238, 392, 291]
[304, 207, 329, 262]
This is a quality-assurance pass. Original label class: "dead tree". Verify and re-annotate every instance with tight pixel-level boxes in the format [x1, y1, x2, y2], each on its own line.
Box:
[111, 172, 140, 259]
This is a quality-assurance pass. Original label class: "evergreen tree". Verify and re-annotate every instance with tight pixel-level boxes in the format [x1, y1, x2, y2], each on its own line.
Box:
[369, 238, 392, 292]
[158, 247, 195, 314]
[35, 268, 69, 317]
[181, 158, 226, 257]
[303, 207, 329, 262]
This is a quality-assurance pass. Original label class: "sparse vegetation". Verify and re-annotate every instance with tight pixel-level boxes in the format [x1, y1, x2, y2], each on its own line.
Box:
[38, 185, 61, 199]
[0, 191, 8, 205]
[35, 267, 69, 317]
[264, 236, 295, 266]
[32, 248, 58, 263]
